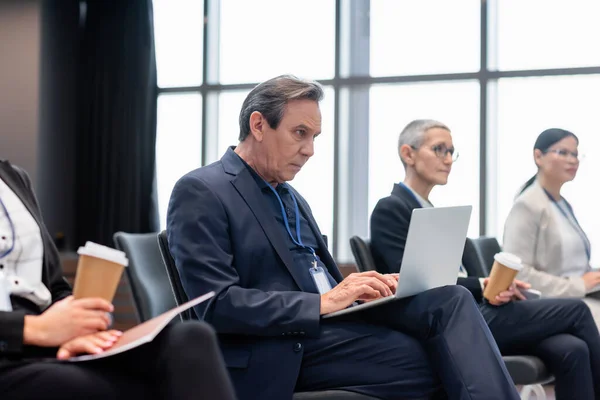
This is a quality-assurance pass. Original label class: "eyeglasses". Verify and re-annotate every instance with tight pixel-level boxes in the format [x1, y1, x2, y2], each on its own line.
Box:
[412, 144, 459, 162]
[544, 148, 584, 161]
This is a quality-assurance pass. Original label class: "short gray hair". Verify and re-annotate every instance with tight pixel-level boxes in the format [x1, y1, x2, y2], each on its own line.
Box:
[238, 75, 324, 141]
[397, 119, 450, 166]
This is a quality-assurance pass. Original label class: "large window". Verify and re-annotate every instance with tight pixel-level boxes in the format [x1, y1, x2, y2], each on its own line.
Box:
[496, 0, 600, 70]
[153, 0, 600, 261]
[370, 0, 480, 76]
[495, 75, 600, 265]
[153, 0, 203, 87]
[155, 93, 203, 227]
[219, 0, 335, 84]
[369, 81, 480, 237]
[217, 90, 249, 159]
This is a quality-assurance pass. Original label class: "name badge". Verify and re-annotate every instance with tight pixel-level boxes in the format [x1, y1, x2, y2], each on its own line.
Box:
[309, 266, 332, 295]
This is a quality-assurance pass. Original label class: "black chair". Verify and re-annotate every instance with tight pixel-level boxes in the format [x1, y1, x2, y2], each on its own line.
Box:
[113, 232, 177, 322]
[157, 230, 194, 321]
[470, 236, 503, 276]
[461, 238, 488, 277]
[157, 231, 379, 400]
[349, 236, 377, 272]
[349, 236, 553, 400]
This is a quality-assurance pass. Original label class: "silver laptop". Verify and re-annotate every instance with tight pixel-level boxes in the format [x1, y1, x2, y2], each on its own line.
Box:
[323, 205, 472, 319]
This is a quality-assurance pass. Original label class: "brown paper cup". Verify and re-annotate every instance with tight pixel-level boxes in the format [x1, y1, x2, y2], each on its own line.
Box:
[483, 252, 523, 302]
[73, 242, 128, 302]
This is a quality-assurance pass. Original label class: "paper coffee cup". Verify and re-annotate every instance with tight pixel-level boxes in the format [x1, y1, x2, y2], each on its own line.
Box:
[73, 241, 129, 302]
[483, 252, 522, 302]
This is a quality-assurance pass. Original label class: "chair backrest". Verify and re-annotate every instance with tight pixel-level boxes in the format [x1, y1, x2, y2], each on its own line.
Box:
[461, 237, 488, 278]
[113, 232, 177, 322]
[470, 237, 502, 276]
[157, 230, 194, 320]
[349, 236, 377, 272]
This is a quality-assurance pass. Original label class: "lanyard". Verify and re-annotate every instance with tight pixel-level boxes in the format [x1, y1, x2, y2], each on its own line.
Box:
[264, 182, 318, 268]
[543, 189, 591, 261]
[0, 196, 15, 259]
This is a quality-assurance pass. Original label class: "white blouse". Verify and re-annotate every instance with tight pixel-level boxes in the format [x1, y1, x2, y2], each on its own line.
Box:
[0, 178, 51, 308]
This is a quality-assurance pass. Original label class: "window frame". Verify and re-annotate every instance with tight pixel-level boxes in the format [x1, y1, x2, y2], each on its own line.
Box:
[155, 0, 600, 261]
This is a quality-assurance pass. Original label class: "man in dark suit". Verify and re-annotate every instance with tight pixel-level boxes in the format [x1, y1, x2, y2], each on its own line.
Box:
[167, 76, 521, 400]
[370, 119, 600, 400]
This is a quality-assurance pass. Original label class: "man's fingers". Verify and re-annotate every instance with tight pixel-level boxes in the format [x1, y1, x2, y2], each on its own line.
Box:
[348, 272, 397, 295]
[360, 277, 393, 297]
[356, 285, 381, 301]
[387, 279, 397, 293]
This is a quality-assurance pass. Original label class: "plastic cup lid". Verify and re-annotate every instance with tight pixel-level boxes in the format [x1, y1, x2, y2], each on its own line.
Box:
[494, 252, 522, 270]
[77, 241, 129, 266]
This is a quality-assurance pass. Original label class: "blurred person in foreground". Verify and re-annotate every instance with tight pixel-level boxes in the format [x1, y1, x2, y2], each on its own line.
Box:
[0, 159, 236, 400]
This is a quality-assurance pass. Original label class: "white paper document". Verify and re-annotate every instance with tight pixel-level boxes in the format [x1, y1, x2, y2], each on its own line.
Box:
[68, 291, 215, 362]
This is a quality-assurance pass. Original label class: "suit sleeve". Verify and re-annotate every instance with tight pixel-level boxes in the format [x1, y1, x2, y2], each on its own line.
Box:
[0, 311, 26, 354]
[0, 167, 73, 356]
[503, 200, 586, 298]
[167, 174, 321, 338]
[14, 166, 71, 302]
[370, 198, 412, 274]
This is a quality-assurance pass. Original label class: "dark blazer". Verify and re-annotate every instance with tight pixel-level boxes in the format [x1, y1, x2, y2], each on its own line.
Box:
[0, 161, 71, 360]
[370, 183, 483, 302]
[167, 148, 344, 400]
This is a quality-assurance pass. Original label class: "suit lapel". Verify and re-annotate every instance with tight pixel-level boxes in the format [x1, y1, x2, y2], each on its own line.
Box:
[230, 168, 311, 291]
[392, 183, 423, 210]
[0, 161, 44, 229]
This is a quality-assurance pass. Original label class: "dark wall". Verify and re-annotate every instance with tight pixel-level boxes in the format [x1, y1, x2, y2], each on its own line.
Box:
[0, 0, 80, 249]
[38, 0, 80, 250]
[0, 0, 41, 184]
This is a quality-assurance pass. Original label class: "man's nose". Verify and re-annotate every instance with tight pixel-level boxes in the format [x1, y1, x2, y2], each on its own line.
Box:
[301, 140, 314, 157]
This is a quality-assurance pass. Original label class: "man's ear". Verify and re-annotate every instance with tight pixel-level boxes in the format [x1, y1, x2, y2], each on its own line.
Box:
[399, 144, 416, 166]
[249, 111, 265, 142]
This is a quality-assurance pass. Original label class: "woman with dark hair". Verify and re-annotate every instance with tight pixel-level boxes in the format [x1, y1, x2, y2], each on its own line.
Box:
[503, 128, 600, 328]
[0, 160, 236, 399]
